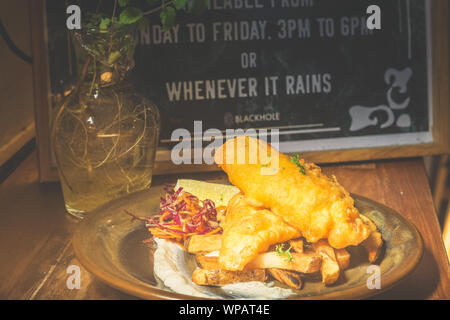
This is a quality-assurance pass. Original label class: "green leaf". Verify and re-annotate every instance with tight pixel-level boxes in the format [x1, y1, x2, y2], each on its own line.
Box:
[99, 18, 111, 30]
[173, 0, 187, 10]
[118, 0, 130, 7]
[146, 0, 158, 5]
[189, 0, 208, 15]
[275, 244, 294, 263]
[137, 16, 150, 31]
[87, 13, 102, 23]
[119, 7, 143, 24]
[86, 13, 102, 29]
[108, 51, 121, 64]
[290, 154, 306, 175]
[160, 6, 176, 32]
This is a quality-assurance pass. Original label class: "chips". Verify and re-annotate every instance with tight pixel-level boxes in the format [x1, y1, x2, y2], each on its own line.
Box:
[159, 180, 384, 289]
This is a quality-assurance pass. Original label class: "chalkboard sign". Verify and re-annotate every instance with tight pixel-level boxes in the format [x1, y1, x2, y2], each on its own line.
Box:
[132, 0, 433, 152]
[31, 0, 449, 180]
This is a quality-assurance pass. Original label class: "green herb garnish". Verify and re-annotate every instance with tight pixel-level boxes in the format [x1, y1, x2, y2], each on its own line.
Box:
[275, 244, 294, 263]
[290, 154, 306, 175]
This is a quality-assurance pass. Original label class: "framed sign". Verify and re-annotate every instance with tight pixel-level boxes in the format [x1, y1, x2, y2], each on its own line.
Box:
[31, 0, 449, 181]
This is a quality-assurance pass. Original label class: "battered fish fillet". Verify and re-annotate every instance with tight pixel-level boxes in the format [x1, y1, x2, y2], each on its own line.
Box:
[219, 193, 301, 271]
[214, 136, 370, 250]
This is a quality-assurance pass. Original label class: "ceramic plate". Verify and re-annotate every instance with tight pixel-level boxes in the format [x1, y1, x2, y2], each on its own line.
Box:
[72, 185, 423, 299]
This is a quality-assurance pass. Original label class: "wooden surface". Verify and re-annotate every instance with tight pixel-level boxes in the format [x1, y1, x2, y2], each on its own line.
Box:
[0, 152, 448, 300]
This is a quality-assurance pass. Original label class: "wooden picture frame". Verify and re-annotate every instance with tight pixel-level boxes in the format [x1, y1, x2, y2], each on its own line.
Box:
[30, 0, 449, 182]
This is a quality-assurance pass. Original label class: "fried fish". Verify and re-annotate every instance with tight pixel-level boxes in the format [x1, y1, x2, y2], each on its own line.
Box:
[219, 193, 301, 271]
[214, 136, 370, 250]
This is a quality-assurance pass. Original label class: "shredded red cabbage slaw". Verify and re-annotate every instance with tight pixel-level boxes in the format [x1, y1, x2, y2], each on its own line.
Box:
[144, 186, 224, 243]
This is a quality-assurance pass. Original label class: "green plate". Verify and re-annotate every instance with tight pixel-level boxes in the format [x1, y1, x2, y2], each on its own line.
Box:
[72, 185, 423, 300]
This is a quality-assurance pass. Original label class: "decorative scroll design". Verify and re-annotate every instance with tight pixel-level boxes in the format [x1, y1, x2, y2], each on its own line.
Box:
[349, 67, 412, 131]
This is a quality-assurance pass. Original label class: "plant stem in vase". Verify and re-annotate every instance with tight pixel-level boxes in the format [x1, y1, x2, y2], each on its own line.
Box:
[52, 24, 160, 218]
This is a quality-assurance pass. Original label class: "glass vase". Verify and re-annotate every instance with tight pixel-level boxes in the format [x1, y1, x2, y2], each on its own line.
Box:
[52, 26, 160, 219]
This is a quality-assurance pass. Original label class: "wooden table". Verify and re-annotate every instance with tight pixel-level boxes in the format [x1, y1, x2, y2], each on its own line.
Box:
[0, 152, 448, 299]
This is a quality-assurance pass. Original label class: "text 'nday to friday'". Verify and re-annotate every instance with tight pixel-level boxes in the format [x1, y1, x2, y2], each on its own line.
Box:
[137, 16, 374, 45]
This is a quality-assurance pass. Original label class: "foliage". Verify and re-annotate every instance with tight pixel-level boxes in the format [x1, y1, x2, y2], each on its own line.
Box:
[76, 0, 208, 79]
[85, 0, 208, 32]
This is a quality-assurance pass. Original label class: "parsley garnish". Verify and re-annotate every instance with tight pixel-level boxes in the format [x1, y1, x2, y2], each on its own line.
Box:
[275, 244, 294, 263]
[290, 154, 306, 174]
